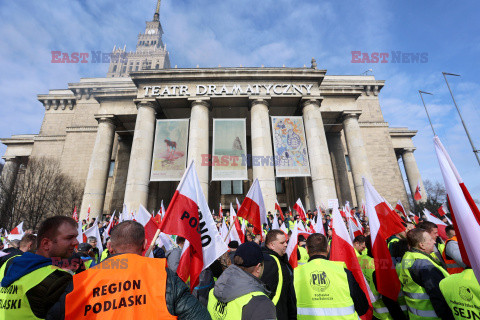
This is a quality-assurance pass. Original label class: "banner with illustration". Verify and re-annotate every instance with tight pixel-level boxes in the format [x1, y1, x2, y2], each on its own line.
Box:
[212, 119, 248, 181]
[271, 116, 311, 177]
[150, 119, 189, 181]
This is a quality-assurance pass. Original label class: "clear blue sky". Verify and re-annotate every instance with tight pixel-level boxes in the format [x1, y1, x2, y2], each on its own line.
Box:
[1, 0, 479, 197]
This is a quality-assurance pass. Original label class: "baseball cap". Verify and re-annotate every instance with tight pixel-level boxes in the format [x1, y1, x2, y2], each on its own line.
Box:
[234, 242, 264, 267]
[78, 243, 92, 252]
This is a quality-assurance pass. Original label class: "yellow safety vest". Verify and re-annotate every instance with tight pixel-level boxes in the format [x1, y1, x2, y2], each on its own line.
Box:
[207, 289, 267, 320]
[439, 269, 480, 320]
[0, 258, 68, 319]
[397, 251, 450, 320]
[294, 258, 358, 320]
[269, 255, 283, 305]
[100, 249, 109, 262]
[298, 247, 309, 266]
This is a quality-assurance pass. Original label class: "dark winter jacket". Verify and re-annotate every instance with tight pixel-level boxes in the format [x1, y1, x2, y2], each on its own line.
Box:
[46, 253, 211, 320]
[260, 247, 296, 320]
[0, 252, 73, 319]
[212, 264, 276, 320]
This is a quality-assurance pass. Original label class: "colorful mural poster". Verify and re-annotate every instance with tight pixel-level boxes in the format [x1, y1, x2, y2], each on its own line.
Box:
[271, 116, 311, 177]
[212, 119, 248, 181]
[150, 119, 189, 181]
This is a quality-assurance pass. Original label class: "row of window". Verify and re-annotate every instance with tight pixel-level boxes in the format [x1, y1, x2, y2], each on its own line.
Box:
[139, 41, 157, 46]
[221, 178, 285, 195]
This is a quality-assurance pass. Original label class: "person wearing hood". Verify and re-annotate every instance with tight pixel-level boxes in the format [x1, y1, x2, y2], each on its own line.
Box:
[260, 229, 297, 320]
[208, 241, 276, 320]
[0, 216, 78, 319]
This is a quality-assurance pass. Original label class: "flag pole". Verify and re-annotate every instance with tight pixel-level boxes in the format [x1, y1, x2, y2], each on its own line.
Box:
[418, 90, 436, 136]
[223, 215, 239, 243]
[145, 229, 161, 257]
[442, 72, 480, 166]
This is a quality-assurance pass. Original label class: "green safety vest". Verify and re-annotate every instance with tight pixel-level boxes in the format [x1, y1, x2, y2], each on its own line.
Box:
[294, 258, 358, 320]
[439, 269, 480, 320]
[387, 237, 400, 250]
[397, 251, 450, 320]
[437, 243, 445, 257]
[83, 259, 93, 269]
[269, 254, 283, 305]
[0, 258, 67, 319]
[298, 247, 309, 266]
[100, 249, 109, 262]
[207, 288, 267, 320]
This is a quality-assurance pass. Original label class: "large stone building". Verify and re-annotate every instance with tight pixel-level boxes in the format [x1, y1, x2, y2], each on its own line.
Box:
[0, 1, 426, 219]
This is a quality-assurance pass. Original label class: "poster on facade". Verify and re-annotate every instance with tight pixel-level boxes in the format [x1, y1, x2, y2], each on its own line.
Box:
[150, 119, 189, 181]
[271, 116, 311, 177]
[212, 119, 248, 181]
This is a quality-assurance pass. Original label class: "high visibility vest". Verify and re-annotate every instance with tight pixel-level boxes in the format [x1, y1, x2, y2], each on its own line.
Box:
[0, 257, 68, 319]
[298, 247, 309, 266]
[100, 249, 110, 262]
[388, 237, 400, 250]
[438, 243, 445, 257]
[397, 251, 450, 320]
[439, 269, 480, 320]
[65, 254, 176, 320]
[269, 254, 283, 305]
[441, 237, 464, 275]
[207, 288, 267, 320]
[294, 258, 358, 320]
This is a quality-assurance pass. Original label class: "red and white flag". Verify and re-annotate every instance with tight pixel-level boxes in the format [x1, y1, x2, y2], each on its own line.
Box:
[84, 223, 103, 253]
[219, 203, 223, 219]
[414, 181, 422, 201]
[280, 223, 288, 235]
[286, 221, 298, 269]
[363, 177, 402, 301]
[438, 203, 448, 217]
[236, 198, 241, 212]
[86, 205, 91, 222]
[134, 205, 161, 254]
[160, 161, 228, 290]
[160, 200, 166, 219]
[220, 219, 230, 244]
[347, 215, 363, 240]
[275, 199, 284, 220]
[237, 179, 267, 237]
[293, 198, 307, 221]
[330, 206, 373, 320]
[434, 136, 480, 281]
[10, 222, 24, 235]
[312, 211, 325, 235]
[229, 203, 244, 244]
[103, 211, 116, 243]
[271, 214, 280, 230]
[395, 200, 407, 218]
[72, 206, 78, 223]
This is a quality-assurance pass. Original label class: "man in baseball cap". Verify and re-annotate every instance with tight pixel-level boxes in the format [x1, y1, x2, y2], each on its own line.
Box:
[207, 242, 276, 320]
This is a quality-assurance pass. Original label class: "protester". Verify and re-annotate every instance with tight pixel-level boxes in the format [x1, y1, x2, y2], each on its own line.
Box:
[166, 236, 184, 272]
[261, 230, 296, 320]
[397, 228, 453, 320]
[352, 235, 366, 257]
[48, 220, 210, 319]
[76, 243, 96, 269]
[295, 233, 369, 319]
[442, 225, 466, 274]
[297, 235, 308, 266]
[416, 221, 446, 268]
[0, 233, 37, 268]
[228, 240, 239, 263]
[207, 241, 276, 320]
[87, 236, 100, 263]
[0, 216, 78, 319]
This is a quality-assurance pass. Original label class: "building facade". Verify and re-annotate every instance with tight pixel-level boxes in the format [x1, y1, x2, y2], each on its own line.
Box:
[0, 1, 427, 219]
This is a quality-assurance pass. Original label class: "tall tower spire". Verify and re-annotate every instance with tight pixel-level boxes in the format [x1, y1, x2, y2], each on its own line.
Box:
[153, 0, 161, 21]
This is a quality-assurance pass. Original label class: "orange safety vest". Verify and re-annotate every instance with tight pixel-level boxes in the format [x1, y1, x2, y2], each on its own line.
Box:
[65, 253, 176, 319]
[441, 236, 464, 275]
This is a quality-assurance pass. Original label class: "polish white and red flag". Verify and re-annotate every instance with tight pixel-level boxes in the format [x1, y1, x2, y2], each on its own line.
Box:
[312, 209, 325, 235]
[286, 221, 299, 269]
[414, 181, 422, 201]
[160, 161, 228, 290]
[271, 214, 280, 230]
[84, 223, 103, 254]
[103, 212, 116, 243]
[437, 203, 450, 220]
[434, 136, 480, 280]
[330, 206, 373, 320]
[293, 198, 307, 221]
[160, 200, 166, 219]
[220, 219, 230, 244]
[347, 214, 363, 240]
[410, 211, 419, 224]
[275, 199, 285, 220]
[72, 206, 78, 223]
[229, 203, 244, 243]
[363, 177, 403, 301]
[236, 198, 241, 212]
[237, 179, 267, 238]
[10, 222, 24, 235]
[133, 205, 161, 254]
[395, 200, 407, 218]
[280, 223, 288, 236]
[219, 203, 223, 219]
[423, 208, 448, 240]
[87, 205, 91, 222]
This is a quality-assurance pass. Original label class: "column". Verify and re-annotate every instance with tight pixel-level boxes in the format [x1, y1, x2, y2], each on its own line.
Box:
[250, 98, 276, 213]
[402, 148, 427, 202]
[147, 182, 159, 213]
[327, 132, 353, 205]
[303, 177, 315, 211]
[0, 156, 20, 194]
[187, 99, 210, 199]
[342, 111, 372, 206]
[302, 98, 337, 207]
[124, 102, 156, 212]
[80, 115, 116, 219]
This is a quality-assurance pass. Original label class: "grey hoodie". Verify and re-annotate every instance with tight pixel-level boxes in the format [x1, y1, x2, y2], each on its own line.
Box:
[211, 265, 276, 320]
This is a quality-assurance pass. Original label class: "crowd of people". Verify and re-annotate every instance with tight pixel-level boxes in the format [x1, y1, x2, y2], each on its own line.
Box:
[0, 205, 478, 320]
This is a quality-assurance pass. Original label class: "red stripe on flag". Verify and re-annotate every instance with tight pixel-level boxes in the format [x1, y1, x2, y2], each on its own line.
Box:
[237, 197, 262, 236]
[374, 202, 405, 239]
[372, 233, 401, 300]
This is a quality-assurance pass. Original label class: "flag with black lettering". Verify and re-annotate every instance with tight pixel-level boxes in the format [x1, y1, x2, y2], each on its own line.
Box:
[160, 161, 228, 290]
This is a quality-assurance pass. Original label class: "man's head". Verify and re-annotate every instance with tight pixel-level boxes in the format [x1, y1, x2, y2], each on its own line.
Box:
[110, 221, 146, 255]
[265, 230, 288, 256]
[353, 235, 366, 253]
[416, 221, 438, 241]
[36, 216, 79, 259]
[87, 236, 97, 249]
[406, 222, 415, 232]
[233, 242, 264, 279]
[19, 234, 37, 253]
[77, 243, 94, 257]
[306, 233, 329, 257]
[228, 241, 239, 251]
[298, 235, 306, 247]
[407, 228, 435, 254]
[445, 225, 456, 239]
